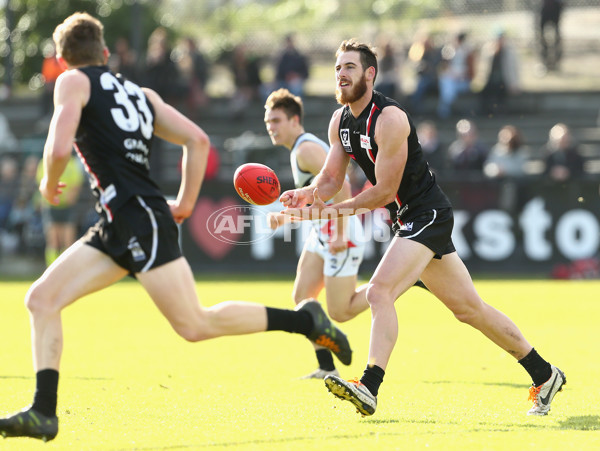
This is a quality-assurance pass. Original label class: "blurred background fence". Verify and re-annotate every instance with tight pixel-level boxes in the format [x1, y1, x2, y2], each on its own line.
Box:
[1, 0, 599, 277]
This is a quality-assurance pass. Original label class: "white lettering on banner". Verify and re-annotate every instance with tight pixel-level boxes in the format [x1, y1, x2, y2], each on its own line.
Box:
[520, 197, 552, 260]
[473, 211, 514, 261]
[556, 210, 600, 260]
[244, 197, 600, 263]
[456, 197, 599, 262]
[452, 211, 471, 259]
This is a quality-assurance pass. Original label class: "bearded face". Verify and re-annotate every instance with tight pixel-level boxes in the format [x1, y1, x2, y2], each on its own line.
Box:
[336, 72, 368, 105]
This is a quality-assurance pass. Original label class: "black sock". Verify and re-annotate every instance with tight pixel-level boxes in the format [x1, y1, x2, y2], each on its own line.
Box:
[32, 369, 59, 417]
[360, 364, 385, 397]
[518, 348, 552, 386]
[265, 307, 313, 337]
[316, 349, 335, 371]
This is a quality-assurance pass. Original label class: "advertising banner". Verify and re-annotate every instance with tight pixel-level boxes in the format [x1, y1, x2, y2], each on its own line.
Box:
[181, 179, 600, 275]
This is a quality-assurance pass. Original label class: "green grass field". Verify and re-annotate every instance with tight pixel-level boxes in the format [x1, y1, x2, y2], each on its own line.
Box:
[1, 278, 599, 450]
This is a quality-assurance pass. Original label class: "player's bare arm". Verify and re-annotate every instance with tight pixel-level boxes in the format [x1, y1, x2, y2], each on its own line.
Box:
[329, 107, 408, 216]
[299, 130, 351, 251]
[40, 69, 89, 205]
[280, 108, 349, 209]
[269, 139, 328, 229]
[295, 140, 327, 176]
[313, 108, 351, 200]
[144, 87, 210, 223]
[326, 112, 355, 251]
[326, 111, 355, 207]
[328, 178, 353, 252]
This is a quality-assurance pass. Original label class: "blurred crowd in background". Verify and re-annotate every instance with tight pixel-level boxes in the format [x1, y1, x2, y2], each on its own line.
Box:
[0, 0, 598, 274]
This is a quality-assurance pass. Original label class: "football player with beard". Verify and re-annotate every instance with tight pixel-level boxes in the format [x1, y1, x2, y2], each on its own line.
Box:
[280, 39, 565, 417]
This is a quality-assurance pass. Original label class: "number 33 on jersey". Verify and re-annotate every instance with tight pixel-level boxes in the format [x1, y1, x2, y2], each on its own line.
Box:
[74, 66, 162, 220]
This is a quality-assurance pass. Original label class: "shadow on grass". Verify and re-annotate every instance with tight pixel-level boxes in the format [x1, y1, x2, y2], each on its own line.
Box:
[112, 433, 382, 450]
[0, 374, 113, 381]
[380, 413, 600, 432]
[558, 415, 600, 431]
[363, 417, 400, 424]
[112, 417, 598, 450]
[423, 380, 524, 389]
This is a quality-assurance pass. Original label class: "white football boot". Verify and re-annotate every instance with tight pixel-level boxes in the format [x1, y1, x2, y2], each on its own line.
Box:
[527, 365, 566, 416]
[300, 368, 340, 380]
[324, 375, 377, 416]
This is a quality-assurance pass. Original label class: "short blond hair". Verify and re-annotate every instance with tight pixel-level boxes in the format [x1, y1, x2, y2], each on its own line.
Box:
[53, 12, 106, 66]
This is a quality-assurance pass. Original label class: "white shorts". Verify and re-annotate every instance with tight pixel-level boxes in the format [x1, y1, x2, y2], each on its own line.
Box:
[304, 217, 365, 277]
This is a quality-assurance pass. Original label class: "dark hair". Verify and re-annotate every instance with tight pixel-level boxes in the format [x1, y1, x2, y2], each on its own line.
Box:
[499, 125, 523, 151]
[265, 88, 304, 125]
[336, 39, 378, 82]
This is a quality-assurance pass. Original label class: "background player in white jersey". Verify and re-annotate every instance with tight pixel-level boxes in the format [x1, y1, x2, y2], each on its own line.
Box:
[280, 39, 564, 417]
[0, 13, 351, 442]
[264, 89, 370, 379]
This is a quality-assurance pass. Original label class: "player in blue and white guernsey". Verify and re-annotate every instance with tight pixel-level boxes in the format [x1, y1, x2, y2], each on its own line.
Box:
[0, 13, 352, 441]
[264, 89, 368, 379]
[281, 39, 565, 417]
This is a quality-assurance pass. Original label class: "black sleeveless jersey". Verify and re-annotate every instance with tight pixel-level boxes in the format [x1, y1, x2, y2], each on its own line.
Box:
[74, 65, 161, 222]
[338, 90, 451, 223]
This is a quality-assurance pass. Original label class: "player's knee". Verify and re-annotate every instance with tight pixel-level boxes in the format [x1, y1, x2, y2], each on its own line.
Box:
[173, 324, 212, 343]
[451, 301, 483, 325]
[24, 282, 57, 317]
[327, 304, 352, 323]
[453, 309, 475, 324]
[365, 283, 393, 309]
[171, 313, 216, 342]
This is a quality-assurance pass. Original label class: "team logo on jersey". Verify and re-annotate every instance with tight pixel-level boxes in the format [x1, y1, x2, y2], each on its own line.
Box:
[398, 222, 413, 232]
[100, 184, 117, 205]
[128, 237, 146, 262]
[360, 134, 371, 150]
[340, 128, 352, 153]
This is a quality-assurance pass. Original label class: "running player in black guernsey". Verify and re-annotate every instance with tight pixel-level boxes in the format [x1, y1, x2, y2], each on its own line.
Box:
[0, 13, 351, 442]
[280, 39, 565, 417]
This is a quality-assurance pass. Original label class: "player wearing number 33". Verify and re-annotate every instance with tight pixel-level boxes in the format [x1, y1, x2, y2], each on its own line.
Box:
[0, 13, 353, 441]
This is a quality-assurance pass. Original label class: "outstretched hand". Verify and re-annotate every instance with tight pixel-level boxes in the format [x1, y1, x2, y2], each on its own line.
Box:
[279, 187, 313, 209]
[39, 179, 66, 206]
[281, 188, 332, 221]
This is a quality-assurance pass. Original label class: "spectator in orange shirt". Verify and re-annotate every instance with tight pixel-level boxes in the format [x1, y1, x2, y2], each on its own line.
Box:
[41, 45, 65, 118]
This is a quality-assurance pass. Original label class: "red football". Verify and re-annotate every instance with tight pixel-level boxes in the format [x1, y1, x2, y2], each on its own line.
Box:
[233, 163, 281, 205]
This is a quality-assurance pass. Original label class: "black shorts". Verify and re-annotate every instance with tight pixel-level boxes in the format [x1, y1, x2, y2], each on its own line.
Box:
[392, 208, 455, 259]
[82, 196, 182, 274]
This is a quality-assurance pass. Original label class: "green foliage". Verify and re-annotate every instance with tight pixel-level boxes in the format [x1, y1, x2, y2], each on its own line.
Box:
[155, 0, 446, 63]
[0, 0, 161, 89]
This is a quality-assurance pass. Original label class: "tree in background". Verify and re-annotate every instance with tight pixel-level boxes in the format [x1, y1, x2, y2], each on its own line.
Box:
[0, 0, 161, 96]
